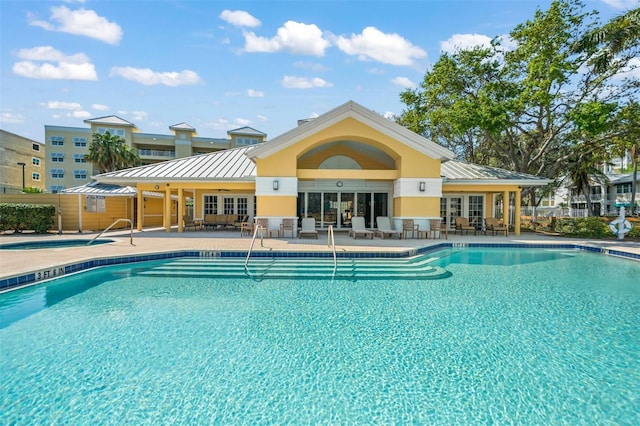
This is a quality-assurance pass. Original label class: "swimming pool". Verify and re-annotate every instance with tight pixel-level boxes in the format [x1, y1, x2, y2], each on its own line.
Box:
[1, 248, 638, 423]
[0, 238, 114, 250]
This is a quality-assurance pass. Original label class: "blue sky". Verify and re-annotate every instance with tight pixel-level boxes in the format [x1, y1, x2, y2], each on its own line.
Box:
[1, 0, 636, 142]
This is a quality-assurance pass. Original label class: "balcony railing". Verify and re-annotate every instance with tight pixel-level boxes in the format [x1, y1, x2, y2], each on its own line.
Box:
[138, 149, 175, 158]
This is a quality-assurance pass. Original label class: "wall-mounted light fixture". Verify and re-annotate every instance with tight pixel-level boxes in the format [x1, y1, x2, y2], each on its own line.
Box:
[154, 185, 160, 190]
[273, 180, 279, 191]
[419, 181, 426, 192]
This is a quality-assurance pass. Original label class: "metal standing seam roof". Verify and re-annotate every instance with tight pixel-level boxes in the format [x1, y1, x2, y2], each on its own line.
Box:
[60, 181, 169, 198]
[441, 160, 552, 185]
[95, 146, 257, 183]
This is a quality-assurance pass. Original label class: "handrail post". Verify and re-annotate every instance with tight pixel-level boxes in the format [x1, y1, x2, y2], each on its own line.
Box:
[88, 218, 134, 245]
[327, 225, 337, 275]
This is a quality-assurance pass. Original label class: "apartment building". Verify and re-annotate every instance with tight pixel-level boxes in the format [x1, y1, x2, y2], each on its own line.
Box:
[44, 116, 267, 193]
[0, 129, 46, 193]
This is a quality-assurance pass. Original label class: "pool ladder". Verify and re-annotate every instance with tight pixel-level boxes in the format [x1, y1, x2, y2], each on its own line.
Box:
[244, 223, 338, 279]
[88, 218, 134, 246]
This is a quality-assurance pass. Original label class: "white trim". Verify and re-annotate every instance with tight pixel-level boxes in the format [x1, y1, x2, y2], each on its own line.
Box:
[255, 177, 298, 196]
[445, 180, 549, 187]
[247, 101, 455, 161]
[394, 178, 442, 198]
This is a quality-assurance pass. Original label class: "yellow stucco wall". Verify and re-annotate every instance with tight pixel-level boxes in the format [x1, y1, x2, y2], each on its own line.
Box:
[0, 193, 134, 231]
[393, 197, 440, 217]
[256, 196, 297, 216]
[256, 117, 441, 179]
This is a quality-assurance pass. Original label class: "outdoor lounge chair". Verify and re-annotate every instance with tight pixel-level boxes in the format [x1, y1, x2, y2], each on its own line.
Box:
[485, 217, 508, 236]
[299, 217, 318, 239]
[375, 216, 401, 239]
[349, 217, 373, 239]
[455, 217, 477, 235]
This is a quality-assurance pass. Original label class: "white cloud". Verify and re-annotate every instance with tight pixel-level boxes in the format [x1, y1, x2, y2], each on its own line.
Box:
[617, 57, 640, 79]
[131, 111, 148, 121]
[247, 89, 264, 97]
[244, 21, 330, 56]
[599, 0, 638, 10]
[13, 46, 97, 80]
[28, 6, 122, 45]
[440, 33, 493, 54]
[92, 103, 109, 111]
[391, 76, 417, 89]
[42, 101, 83, 110]
[233, 118, 252, 126]
[110, 67, 202, 86]
[293, 61, 329, 72]
[219, 10, 261, 27]
[257, 114, 268, 121]
[69, 110, 91, 119]
[0, 112, 26, 124]
[203, 117, 252, 131]
[383, 111, 396, 120]
[281, 75, 333, 89]
[335, 26, 426, 66]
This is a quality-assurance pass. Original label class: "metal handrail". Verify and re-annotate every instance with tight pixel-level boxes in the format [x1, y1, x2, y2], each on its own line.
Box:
[244, 223, 265, 274]
[88, 218, 134, 245]
[327, 225, 337, 275]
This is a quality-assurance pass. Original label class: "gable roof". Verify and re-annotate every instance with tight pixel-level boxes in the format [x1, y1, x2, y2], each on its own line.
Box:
[228, 126, 266, 136]
[442, 160, 552, 186]
[95, 146, 256, 184]
[83, 115, 136, 127]
[247, 100, 455, 162]
[170, 122, 196, 131]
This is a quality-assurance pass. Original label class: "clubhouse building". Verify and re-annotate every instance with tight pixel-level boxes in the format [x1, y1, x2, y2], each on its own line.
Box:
[84, 101, 550, 236]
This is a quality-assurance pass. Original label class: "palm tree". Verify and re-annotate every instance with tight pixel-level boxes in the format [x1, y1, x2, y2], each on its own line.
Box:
[565, 151, 609, 216]
[574, 7, 640, 73]
[85, 131, 141, 174]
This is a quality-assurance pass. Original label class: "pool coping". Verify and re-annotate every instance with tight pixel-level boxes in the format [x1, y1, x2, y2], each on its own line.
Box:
[2, 242, 638, 292]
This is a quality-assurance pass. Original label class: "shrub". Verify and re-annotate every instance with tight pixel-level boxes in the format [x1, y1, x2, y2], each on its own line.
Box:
[0, 203, 55, 233]
[556, 217, 609, 238]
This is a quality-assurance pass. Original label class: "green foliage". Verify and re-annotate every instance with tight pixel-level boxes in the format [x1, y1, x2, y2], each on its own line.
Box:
[0, 204, 55, 233]
[628, 224, 640, 239]
[85, 131, 141, 174]
[556, 216, 609, 238]
[22, 187, 44, 194]
[397, 0, 637, 201]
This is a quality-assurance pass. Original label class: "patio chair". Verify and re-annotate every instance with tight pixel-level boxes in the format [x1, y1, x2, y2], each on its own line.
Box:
[485, 217, 508, 236]
[299, 217, 318, 239]
[349, 217, 373, 239]
[375, 216, 401, 239]
[183, 215, 199, 231]
[280, 218, 295, 238]
[420, 219, 447, 240]
[455, 217, 477, 235]
[254, 218, 269, 238]
[402, 219, 419, 239]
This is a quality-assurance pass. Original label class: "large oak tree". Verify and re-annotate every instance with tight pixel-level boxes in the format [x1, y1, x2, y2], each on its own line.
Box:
[397, 0, 638, 206]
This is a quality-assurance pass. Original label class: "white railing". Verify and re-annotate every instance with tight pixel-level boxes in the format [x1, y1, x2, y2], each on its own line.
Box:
[244, 222, 266, 275]
[327, 225, 337, 276]
[88, 218, 134, 245]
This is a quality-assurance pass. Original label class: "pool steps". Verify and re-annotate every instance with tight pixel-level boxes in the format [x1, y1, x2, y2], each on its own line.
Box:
[130, 257, 451, 280]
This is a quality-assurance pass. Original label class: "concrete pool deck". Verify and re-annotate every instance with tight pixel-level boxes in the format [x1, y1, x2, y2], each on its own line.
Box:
[1, 227, 639, 282]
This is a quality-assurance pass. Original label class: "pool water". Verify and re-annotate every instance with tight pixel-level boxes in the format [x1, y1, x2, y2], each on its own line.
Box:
[1, 248, 638, 424]
[0, 238, 113, 250]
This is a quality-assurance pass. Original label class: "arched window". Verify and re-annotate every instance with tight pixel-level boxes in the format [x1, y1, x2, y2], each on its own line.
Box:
[318, 155, 361, 169]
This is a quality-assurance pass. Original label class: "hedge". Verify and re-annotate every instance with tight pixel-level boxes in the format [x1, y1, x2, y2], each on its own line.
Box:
[0, 203, 55, 233]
